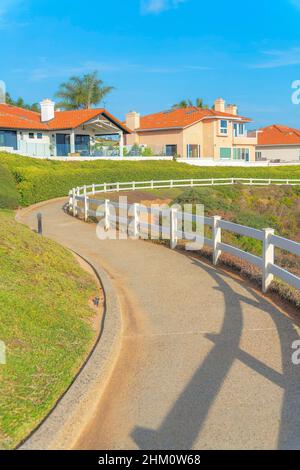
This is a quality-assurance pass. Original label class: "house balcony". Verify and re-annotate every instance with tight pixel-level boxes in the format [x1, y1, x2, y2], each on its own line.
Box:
[233, 131, 257, 146]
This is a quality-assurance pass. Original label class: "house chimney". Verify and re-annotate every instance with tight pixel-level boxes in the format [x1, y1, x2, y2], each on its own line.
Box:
[225, 104, 238, 115]
[214, 98, 225, 113]
[126, 111, 140, 130]
[40, 99, 55, 122]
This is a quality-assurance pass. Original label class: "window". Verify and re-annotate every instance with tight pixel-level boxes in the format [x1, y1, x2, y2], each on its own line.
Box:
[255, 151, 262, 161]
[29, 132, 35, 139]
[37, 133, 43, 139]
[233, 148, 249, 161]
[233, 123, 245, 137]
[187, 144, 200, 158]
[165, 145, 177, 156]
[220, 147, 231, 159]
[220, 120, 228, 135]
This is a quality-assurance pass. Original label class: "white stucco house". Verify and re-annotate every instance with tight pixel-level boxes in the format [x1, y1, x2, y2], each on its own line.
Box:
[0, 99, 130, 158]
[256, 124, 300, 162]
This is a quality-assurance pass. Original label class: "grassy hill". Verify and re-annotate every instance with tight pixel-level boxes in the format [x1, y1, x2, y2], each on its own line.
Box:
[0, 163, 19, 209]
[0, 210, 98, 449]
[2, 152, 300, 206]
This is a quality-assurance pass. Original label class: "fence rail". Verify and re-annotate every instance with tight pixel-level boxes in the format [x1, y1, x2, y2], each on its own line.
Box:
[68, 178, 300, 295]
[70, 177, 300, 198]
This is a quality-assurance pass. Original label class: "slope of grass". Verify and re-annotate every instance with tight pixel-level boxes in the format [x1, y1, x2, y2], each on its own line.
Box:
[2, 152, 300, 206]
[0, 211, 98, 449]
[0, 163, 19, 209]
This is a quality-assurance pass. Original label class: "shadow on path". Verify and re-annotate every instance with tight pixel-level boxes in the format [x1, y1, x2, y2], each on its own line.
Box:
[132, 258, 300, 450]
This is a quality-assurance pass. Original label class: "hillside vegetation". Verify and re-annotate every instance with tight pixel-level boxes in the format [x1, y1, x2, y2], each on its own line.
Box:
[0, 163, 19, 209]
[2, 152, 300, 206]
[0, 211, 98, 448]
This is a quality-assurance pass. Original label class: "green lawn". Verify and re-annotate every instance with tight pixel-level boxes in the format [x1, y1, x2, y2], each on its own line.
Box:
[0, 210, 98, 449]
[2, 151, 300, 206]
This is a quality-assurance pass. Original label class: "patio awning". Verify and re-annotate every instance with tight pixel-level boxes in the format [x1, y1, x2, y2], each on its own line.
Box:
[84, 111, 131, 136]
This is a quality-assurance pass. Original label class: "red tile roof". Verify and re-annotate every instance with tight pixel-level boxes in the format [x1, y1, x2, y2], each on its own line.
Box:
[0, 103, 130, 133]
[134, 106, 251, 131]
[258, 125, 300, 146]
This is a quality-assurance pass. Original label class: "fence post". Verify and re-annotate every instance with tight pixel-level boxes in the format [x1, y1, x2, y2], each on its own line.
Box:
[84, 195, 89, 222]
[262, 228, 275, 293]
[117, 182, 120, 191]
[72, 188, 77, 217]
[104, 199, 110, 231]
[104, 183, 107, 193]
[133, 203, 139, 238]
[212, 216, 222, 265]
[151, 180, 154, 189]
[92, 184, 95, 195]
[133, 181, 136, 190]
[170, 208, 178, 249]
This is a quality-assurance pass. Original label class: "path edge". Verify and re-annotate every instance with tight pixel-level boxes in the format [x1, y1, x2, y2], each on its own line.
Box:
[16, 201, 123, 450]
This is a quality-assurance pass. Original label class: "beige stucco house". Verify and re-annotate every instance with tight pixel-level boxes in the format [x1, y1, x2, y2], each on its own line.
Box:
[125, 98, 257, 161]
[256, 125, 300, 162]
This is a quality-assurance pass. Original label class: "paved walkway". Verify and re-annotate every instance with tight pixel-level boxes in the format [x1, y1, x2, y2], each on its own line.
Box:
[19, 199, 300, 450]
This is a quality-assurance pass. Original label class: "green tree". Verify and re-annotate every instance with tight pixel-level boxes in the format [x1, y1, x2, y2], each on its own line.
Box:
[5, 92, 39, 112]
[55, 71, 114, 110]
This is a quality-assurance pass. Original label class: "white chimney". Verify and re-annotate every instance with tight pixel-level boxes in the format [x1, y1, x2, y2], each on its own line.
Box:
[40, 99, 55, 122]
[225, 104, 238, 115]
[126, 111, 140, 130]
[214, 98, 225, 113]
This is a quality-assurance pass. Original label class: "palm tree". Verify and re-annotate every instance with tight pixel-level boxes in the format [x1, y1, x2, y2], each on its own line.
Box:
[55, 71, 114, 110]
[172, 97, 209, 110]
[172, 99, 193, 110]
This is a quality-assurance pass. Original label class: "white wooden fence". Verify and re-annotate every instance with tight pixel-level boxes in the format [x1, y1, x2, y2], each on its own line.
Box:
[68, 178, 300, 294]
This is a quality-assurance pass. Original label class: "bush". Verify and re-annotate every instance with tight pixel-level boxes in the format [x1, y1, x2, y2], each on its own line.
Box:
[0, 163, 19, 209]
[3, 151, 300, 207]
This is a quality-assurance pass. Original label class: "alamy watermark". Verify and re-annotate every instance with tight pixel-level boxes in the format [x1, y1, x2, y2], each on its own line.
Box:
[92, 197, 205, 251]
[0, 80, 6, 103]
[0, 341, 6, 365]
[291, 340, 300, 365]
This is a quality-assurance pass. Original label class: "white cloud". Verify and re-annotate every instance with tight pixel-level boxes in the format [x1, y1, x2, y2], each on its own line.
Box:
[250, 47, 300, 69]
[141, 0, 187, 14]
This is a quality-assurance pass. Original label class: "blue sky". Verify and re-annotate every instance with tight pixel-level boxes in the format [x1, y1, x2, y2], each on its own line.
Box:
[1, 0, 300, 128]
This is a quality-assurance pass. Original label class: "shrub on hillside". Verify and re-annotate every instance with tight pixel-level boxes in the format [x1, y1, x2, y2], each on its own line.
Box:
[0, 163, 19, 209]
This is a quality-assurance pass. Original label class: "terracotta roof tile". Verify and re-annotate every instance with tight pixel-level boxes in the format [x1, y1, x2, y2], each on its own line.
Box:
[134, 106, 251, 131]
[258, 125, 300, 145]
[0, 104, 130, 133]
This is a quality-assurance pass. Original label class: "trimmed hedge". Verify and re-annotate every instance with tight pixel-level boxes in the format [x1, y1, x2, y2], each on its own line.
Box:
[2, 152, 300, 206]
[0, 163, 19, 209]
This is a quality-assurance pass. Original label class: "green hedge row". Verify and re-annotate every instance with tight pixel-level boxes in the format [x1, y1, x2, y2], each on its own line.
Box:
[2, 152, 300, 207]
[0, 163, 19, 209]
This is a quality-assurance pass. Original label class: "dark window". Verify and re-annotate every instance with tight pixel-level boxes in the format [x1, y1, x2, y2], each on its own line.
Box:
[0, 130, 17, 149]
[165, 144, 177, 156]
[29, 133, 35, 139]
[37, 133, 43, 139]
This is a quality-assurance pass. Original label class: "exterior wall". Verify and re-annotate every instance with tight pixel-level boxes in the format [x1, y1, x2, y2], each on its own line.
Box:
[213, 120, 256, 162]
[131, 129, 184, 156]
[201, 120, 215, 158]
[256, 145, 300, 162]
[126, 118, 257, 161]
[17, 130, 51, 157]
[182, 122, 203, 157]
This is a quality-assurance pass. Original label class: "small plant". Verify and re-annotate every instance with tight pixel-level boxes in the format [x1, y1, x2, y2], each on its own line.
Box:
[142, 147, 153, 157]
[129, 143, 141, 156]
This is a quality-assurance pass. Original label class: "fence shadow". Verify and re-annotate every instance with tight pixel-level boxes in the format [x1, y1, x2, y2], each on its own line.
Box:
[131, 258, 300, 450]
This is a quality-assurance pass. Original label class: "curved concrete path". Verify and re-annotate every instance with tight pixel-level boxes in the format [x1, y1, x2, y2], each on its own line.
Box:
[19, 199, 300, 450]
